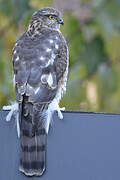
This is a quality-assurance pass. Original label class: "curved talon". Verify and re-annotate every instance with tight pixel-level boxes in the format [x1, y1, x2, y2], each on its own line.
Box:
[3, 102, 20, 138]
[57, 107, 65, 119]
[3, 105, 13, 110]
[6, 110, 15, 122]
[57, 110, 63, 119]
[60, 107, 65, 111]
[3, 102, 18, 122]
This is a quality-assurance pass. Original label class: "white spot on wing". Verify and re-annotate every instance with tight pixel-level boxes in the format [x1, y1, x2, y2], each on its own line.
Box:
[44, 62, 49, 67]
[50, 54, 56, 65]
[47, 73, 53, 87]
[55, 44, 59, 49]
[15, 43, 18, 47]
[46, 48, 51, 52]
[29, 85, 33, 89]
[49, 40, 54, 43]
[42, 53, 56, 68]
[16, 56, 19, 61]
[13, 50, 17, 54]
[40, 56, 45, 61]
[35, 87, 40, 94]
[56, 36, 58, 40]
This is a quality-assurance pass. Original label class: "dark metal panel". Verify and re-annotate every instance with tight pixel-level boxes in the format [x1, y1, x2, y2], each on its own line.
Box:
[0, 110, 120, 180]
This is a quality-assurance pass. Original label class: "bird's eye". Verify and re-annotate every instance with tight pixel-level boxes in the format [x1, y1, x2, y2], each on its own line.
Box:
[49, 15, 55, 20]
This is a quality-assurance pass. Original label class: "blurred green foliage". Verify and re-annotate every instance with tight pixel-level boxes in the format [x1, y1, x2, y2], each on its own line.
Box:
[0, 0, 120, 113]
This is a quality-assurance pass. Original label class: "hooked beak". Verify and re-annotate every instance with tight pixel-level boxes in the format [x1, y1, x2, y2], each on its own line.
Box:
[58, 18, 64, 25]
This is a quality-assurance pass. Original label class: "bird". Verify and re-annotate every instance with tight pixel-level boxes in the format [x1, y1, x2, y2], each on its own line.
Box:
[3, 7, 69, 176]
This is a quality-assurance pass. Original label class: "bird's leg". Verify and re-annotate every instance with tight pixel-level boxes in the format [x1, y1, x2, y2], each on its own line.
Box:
[3, 102, 19, 121]
[56, 105, 65, 119]
[16, 112, 20, 138]
[3, 102, 20, 138]
[49, 99, 65, 119]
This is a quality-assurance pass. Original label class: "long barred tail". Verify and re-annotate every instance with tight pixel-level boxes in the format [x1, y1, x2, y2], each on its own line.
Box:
[19, 130, 46, 176]
[19, 98, 47, 176]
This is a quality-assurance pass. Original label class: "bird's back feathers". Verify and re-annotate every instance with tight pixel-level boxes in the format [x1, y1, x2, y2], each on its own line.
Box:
[12, 17, 68, 176]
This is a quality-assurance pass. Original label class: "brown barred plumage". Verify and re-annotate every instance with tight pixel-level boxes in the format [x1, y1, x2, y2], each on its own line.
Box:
[12, 7, 69, 176]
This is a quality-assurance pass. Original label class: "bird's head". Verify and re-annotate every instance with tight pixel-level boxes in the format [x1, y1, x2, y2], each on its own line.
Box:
[28, 7, 64, 34]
